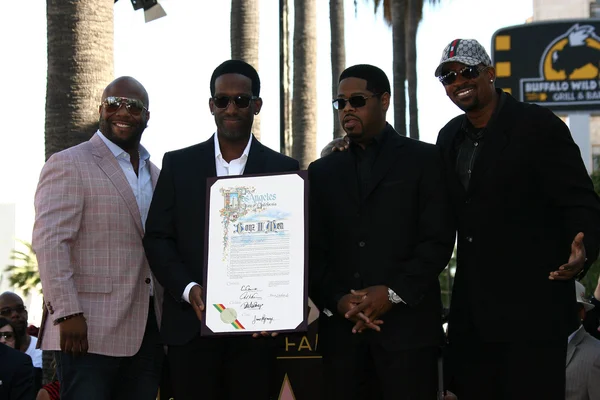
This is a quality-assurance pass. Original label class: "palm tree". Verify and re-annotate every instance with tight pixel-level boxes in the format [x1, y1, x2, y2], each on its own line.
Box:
[391, 0, 407, 136]
[361, 0, 441, 140]
[330, 0, 346, 139]
[5, 241, 40, 297]
[45, 0, 114, 160]
[231, 0, 261, 140]
[292, 0, 318, 168]
[360, 0, 406, 135]
[280, 0, 292, 155]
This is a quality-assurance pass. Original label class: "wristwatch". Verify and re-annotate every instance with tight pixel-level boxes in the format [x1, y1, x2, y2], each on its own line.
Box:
[387, 287, 402, 304]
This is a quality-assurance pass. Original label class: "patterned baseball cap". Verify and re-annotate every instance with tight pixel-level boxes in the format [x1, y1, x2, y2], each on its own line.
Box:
[434, 39, 492, 77]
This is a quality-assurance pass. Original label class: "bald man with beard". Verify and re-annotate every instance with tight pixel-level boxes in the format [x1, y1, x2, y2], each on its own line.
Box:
[33, 77, 164, 400]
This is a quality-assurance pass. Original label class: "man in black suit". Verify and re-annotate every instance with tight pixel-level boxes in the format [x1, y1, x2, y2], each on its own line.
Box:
[0, 342, 34, 400]
[308, 64, 455, 400]
[434, 39, 600, 400]
[143, 60, 299, 400]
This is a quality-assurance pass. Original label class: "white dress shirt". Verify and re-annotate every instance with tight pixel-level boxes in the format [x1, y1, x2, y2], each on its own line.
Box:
[182, 133, 253, 303]
[97, 130, 154, 295]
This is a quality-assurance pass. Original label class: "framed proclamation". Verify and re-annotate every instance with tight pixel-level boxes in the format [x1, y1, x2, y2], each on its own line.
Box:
[201, 171, 308, 336]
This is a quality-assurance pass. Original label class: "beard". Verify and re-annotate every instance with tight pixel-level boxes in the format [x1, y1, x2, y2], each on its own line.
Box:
[98, 116, 147, 150]
[216, 116, 254, 142]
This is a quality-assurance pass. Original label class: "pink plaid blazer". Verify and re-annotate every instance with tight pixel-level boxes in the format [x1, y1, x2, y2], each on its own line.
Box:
[33, 134, 163, 357]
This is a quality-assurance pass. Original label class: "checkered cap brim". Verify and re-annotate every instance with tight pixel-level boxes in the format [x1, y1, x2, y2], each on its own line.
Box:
[434, 39, 492, 77]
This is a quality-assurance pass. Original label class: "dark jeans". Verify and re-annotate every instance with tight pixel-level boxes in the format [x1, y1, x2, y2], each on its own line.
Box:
[55, 302, 164, 400]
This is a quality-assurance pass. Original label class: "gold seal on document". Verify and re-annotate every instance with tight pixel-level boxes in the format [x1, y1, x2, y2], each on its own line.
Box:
[220, 307, 238, 324]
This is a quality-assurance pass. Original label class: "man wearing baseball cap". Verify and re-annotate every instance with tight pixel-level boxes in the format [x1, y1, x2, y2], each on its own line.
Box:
[435, 38, 600, 399]
[565, 281, 600, 400]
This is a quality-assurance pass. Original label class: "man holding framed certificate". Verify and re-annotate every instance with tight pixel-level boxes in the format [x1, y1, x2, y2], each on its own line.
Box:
[143, 60, 299, 400]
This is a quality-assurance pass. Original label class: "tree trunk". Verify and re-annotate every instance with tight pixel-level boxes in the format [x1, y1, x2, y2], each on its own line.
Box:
[45, 0, 114, 160]
[329, 0, 346, 139]
[391, 0, 406, 135]
[405, 0, 419, 140]
[231, 0, 261, 140]
[280, 0, 292, 155]
[292, 0, 317, 168]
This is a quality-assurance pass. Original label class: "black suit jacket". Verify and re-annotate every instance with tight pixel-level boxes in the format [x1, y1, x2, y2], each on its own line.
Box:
[437, 91, 600, 342]
[308, 124, 455, 351]
[144, 135, 299, 345]
[0, 343, 34, 400]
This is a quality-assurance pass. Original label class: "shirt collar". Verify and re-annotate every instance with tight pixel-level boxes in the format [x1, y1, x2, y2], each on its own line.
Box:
[349, 122, 389, 151]
[214, 133, 253, 161]
[568, 325, 584, 344]
[97, 130, 150, 161]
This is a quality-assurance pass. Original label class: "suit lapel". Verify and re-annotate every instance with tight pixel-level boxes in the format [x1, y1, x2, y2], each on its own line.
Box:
[566, 327, 586, 366]
[243, 136, 266, 175]
[91, 134, 144, 236]
[200, 136, 218, 177]
[439, 119, 467, 199]
[338, 151, 360, 205]
[150, 162, 160, 189]
[362, 126, 404, 200]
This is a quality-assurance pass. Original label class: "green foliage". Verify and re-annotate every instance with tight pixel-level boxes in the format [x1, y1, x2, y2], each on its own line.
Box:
[582, 171, 600, 296]
[439, 246, 456, 309]
[5, 240, 41, 297]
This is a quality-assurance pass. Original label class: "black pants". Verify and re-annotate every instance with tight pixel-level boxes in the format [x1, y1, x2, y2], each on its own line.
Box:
[167, 333, 277, 400]
[321, 331, 439, 400]
[446, 338, 566, 400]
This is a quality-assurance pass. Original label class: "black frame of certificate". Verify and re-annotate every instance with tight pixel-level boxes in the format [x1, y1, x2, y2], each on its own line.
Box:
[200, 170, 309, 336]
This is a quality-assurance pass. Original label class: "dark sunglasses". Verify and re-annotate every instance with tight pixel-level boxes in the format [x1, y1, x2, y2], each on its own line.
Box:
[439, 66, 485, 86]
[0, 331, 15, 340]
[212, 95, 258, 109]
[0, 305, 26, 316]
[101, 96, 148, 116]
[332, 93, 381, 110]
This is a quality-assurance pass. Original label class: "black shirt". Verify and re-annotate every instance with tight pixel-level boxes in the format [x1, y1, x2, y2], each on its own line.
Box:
[350, 125, 388, 198]
[454, 89, 506, 191]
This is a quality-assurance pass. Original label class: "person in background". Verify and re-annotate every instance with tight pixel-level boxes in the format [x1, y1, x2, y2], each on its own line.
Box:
[0, 292, 42, 368]
[583, 274, 600, 340]
[0, 292, 43, 393]
[0, 317, 20, 350]
[0, 317, 35, 400]
[565, 281, 600, 400]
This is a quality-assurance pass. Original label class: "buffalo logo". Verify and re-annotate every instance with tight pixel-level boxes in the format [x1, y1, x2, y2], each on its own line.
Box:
[542, 24, 600, 80]
[521, 23, 600, 105]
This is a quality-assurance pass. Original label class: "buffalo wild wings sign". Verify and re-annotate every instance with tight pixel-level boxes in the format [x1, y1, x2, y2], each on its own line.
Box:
[493, 20, 600, 112]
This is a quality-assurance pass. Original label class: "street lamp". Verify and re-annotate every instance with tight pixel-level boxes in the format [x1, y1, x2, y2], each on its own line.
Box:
[114, 0, 167, 23]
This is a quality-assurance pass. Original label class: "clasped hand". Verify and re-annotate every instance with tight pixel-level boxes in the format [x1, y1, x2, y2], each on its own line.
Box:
[338, 285, 392, 334]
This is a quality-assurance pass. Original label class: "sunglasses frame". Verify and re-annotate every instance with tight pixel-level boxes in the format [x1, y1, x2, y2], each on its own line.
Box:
[332, 93, 382, 110]
[0, 331, 15, 340]
[0, 305, 26, 317]
[101, 96, 148, 116]
[211, 95, 259, 109]
[438, 66, 486, 86]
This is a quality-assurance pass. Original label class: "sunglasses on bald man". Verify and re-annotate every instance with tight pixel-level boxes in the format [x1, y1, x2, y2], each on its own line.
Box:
[101, 96, 148, 116]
